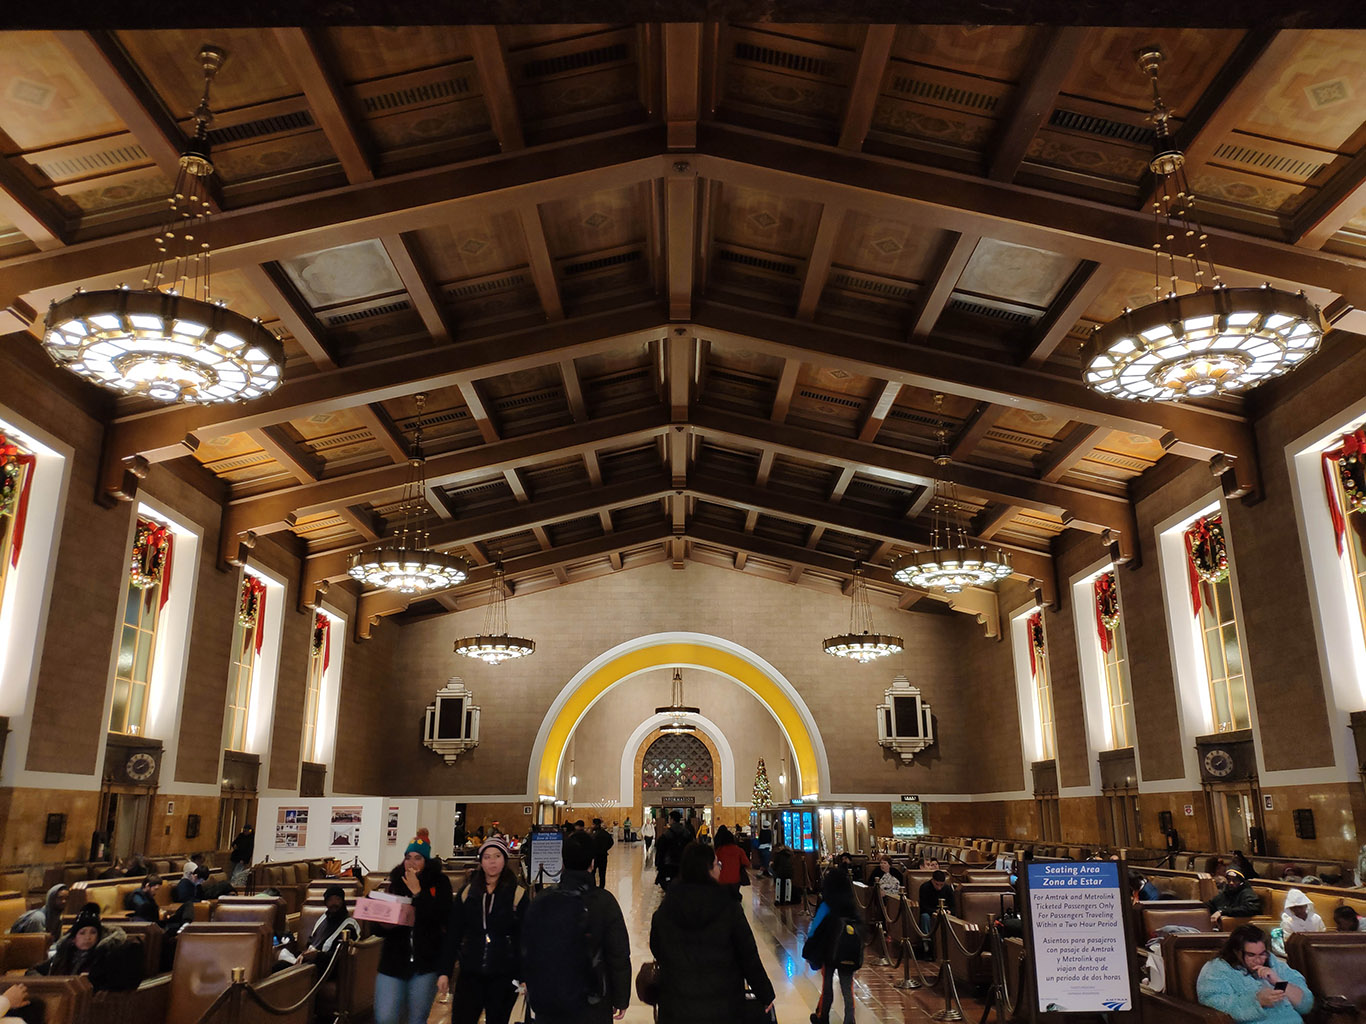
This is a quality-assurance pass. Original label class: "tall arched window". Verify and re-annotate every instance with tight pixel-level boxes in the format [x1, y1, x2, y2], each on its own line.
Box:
[110, 517, 174, 735]
[641, 733, 713, 790]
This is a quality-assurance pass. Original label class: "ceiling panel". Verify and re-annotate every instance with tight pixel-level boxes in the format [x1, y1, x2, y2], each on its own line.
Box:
[0, 32, 125, 149]
[956, 238, 1076, 309]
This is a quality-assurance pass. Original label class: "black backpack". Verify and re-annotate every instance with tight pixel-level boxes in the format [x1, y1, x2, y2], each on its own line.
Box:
[521, 882, 606, 1017]
[831, 915, 864, 969]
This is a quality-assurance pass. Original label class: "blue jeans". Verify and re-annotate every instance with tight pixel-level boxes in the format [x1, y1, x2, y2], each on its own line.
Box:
[374, 970, 439, 1024]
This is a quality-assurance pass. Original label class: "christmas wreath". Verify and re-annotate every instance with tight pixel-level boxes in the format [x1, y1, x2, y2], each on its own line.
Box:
[238, 575, 267, 625]
[1338, 448, 1366, 516]
[0, 440, 22, 519]
[1095, 572, 1120, 631]
[312, 612, 330, 661]
[130, 520, 171, 590]
[1184, 516, 1230, 584]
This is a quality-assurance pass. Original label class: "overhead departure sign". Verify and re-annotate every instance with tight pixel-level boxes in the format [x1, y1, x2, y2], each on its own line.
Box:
[1024, 861, 1134, 1015]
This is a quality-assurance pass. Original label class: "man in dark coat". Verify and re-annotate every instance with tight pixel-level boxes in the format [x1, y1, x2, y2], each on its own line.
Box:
[590, 818, 615, 888]
[522, 831, 631, 1023]
[653, 810, 689, 889]
[1208, 869, 1263, 927]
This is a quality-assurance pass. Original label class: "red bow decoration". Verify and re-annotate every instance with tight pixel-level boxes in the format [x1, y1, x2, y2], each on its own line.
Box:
[239, 575, 268, 656]
[1321, 428, 1366, 555]
[1027, 612, 1045, 676]
[0, 434, 37, 569]
[1094, 572, 1120, 653]
[1183, 516, 1228, 618]
[312, 612, 331, 671]
[130, 519, 175, 611]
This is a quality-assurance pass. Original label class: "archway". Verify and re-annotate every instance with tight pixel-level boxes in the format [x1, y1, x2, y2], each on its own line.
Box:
[529, 632, 827, 798]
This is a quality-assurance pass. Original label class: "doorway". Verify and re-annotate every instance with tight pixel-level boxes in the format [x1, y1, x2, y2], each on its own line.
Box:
[99, 789, 151, 860]
[1207, 784, 1259, 853]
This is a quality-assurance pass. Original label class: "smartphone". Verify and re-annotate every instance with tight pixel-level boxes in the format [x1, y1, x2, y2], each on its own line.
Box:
[1273, 982, 1288, 992]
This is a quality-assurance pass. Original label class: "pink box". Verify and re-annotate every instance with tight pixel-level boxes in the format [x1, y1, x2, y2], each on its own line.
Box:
[353, 896, 414, 926]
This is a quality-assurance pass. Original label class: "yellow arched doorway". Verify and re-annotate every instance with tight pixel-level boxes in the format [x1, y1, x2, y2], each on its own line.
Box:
[529, 632, 826, 799]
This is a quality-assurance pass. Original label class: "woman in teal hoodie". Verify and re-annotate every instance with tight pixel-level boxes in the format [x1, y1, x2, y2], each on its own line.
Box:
[1196, 925, 1311, 1023]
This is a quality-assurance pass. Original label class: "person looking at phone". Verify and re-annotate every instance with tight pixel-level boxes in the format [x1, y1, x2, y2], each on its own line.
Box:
[1196, 924, 1311, 1022]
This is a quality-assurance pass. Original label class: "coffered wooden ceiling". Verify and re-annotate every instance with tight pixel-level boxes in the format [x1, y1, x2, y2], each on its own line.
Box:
[2, 11, 1365, 632]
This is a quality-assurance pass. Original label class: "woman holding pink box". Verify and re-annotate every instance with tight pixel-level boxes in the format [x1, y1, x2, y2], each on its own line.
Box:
[373, 840, 453, 1024]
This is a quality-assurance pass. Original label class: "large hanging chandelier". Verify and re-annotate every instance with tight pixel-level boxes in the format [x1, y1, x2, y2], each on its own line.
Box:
[349, 394, 469, 594]
[1081, 47, 1325, 403]
[453, 557, 536, 664]
[822, 561, 903, 662]
[42, 46, 284, 405]
[894, 395, 1013, 594]
[654, 668, 700, 731]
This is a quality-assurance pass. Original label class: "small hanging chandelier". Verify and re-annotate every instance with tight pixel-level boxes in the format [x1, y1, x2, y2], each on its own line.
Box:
[42, 46, 284, 405]
[822, 561, 903, 662]
[453, 556, 536, 664]
[894, 395, 1013, 594]
[349, 394, 469, 594]
[655, 668, 701, 729]
[1081, 46, 1325, 403]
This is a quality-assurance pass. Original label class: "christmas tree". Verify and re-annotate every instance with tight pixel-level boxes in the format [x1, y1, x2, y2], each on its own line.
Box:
[752, 757, 772, 810]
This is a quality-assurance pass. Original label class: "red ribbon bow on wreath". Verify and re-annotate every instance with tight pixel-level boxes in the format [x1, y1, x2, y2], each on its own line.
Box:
[1094, 572, 1120, 653]
[1027, 612, 1045, 676]
[1322, 428, 1366, 555]
[239, 575, 268, 656]
[312, 612, 331, 671]
[0, 434, 37, 568]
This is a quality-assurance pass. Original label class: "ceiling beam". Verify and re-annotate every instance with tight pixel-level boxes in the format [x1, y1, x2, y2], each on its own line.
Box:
[688, 472, 1054, 595]
[949, 403, 1004, 461]
[459, 382, 501, 443]
[1037, 423, 1106, 481]
[99, 305, 667, 484]
[666, 166, 698, 320]
[0, 126, 669, 309]
[352, 404, 409, 465]
[237, 264, 337, 370]
[1022, 261, 1113, 368]
[519, 206, 564, 321]
[839, 25, 897, 152]
[273, 28, 372, 184]
[796, 203, 845, 319]
[692, 126, 1366, 306]
[858, 381, 901, 443]
[560, 359, 589, 421]
[221, 407, 672, 559]
[0, 159, 66, 250]
[987, 28, 1092, 182]
[53, 32, 185, 184]
[468, 26, 524, 152]
[246, 426, 323, 483]
[690, 301, 1259, 496]
[911, 231, 979, 339]
[663, 22, 702, 149]
[1292, 148, 1366, 249]
[336, 505, 385, 541]
[690, 404, 1136, 543]
[382, 234, 449, 344]
[356, 518, 672, 630]
[770, 359, 801, 423]
[972, 503, 1018, 540]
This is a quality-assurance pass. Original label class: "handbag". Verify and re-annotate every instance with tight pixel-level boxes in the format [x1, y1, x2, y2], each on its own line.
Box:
[635, 960, 662, 1005]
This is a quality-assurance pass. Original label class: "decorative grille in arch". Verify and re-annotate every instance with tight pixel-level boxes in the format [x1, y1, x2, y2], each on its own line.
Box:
[641, 733, 713, 789]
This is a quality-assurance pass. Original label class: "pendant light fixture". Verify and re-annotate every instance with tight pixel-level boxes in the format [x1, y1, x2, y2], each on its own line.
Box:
[893, 395, 1012, 593]
[42, 45, 284, 404]
[349, 394, 469, 594]
[453, 556, 536, 664]
[822, 560, 903, 662]
[1081, 46, 1325, 402]
[655, 668, 700, 732]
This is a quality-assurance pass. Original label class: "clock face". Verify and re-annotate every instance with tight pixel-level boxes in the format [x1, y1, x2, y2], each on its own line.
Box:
[126, 752, 157, 782]
[1203, 749, 1235, 778]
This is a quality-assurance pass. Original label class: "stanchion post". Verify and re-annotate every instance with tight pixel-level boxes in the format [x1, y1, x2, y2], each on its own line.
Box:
[930, 901, 966, 1023]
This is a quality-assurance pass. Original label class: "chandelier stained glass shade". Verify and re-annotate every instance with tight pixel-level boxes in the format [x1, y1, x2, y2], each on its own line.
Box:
[893, 395, 1012, 594]
[41, 46, 284, 405]
[1081, 47, 1325, 403]
[349, 394, 469, 595]
[823, 562, 903, 662]
[453, 558, 536, 664]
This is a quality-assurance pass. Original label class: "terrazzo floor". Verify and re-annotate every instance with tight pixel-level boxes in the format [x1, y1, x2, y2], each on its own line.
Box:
[427, 847, 998, 1023]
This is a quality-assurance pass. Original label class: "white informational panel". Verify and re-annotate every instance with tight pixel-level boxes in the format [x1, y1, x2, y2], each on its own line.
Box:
[1026, 861, 1133, 1014]
[528, 825, 563, 884]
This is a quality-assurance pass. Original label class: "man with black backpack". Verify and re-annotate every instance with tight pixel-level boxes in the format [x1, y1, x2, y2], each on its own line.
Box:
[521, 831, 631, 1023]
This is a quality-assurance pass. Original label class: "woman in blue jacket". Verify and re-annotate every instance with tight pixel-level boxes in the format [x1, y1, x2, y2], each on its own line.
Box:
[1196, 924, 1311, 1023]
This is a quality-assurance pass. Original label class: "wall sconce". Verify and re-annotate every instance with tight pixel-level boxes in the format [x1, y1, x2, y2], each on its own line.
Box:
[423, 678, 481, 764]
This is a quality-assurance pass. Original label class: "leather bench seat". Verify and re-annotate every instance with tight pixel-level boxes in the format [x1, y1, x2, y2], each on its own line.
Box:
[1136, 900, 1213, 941]
[0, 891, 26, 931]
[1285, 931, 1366, 1014]
[4, 974, 94, 1024]
[215, 895, 288, 936]
[1141, 932, 1232, 1024]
